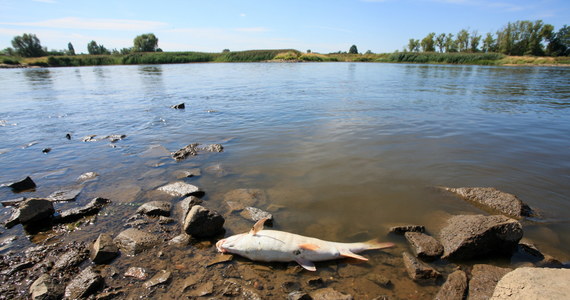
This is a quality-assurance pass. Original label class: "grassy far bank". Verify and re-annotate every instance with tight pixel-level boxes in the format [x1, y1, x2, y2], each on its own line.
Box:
[2, 49, 570, 68]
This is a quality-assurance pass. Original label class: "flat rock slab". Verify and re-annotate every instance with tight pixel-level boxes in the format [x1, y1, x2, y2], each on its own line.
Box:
[157, 181, 203, 197]
[143, 270, 171, 289]
[47, 188, 82, 202]
[57, 197, 110, 223]
[491, 267, 570, 300]
[402, 251, 441, 281]
[443, 187, 532, 219]
[439, 214, 523, 260]
[64, 266, 104, 299]
[435, 270, 467, 300]
[310, 287, 353, 300]
[114, 228, 160, 255]
[223, 189, 266, 212]
[405, 232, 443, 261]
[469, 264, 512, 300]
[137, 200, 171, 216]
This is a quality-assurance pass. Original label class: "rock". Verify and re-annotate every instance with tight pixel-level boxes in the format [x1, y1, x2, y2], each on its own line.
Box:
[223, 189, 266, 212]
[105, 134, 126, 143]
[47, 188, 82, 202]
[172, 143, 198, 160]
[29, 274, 62, 300]
[113, 228, 160, 255]
[402, 251, 441, 281]
[439, 215, 523, 260]
[288, 291, 313, 300]
[168, 233, 191, 247]
[64, 266, 104, 299]
[434, 270, 467, 300]
[366, 274, 391, 288]
[202, 144, 223, 152]
[4, 208, 20, 228]
[77, 172, 98, 182]
[54, 246, 89, 270]
[82, 135, 97, 142]
[8, 176, 36, 191]
[18, 198, 55, 226]
[57, 197, 110, 223]
[171, 103, 185, 109]
[177, 168, 201, 178]
[157, 181, 204, 197]
[183, 205, 225, 238]
[307, 277, 325, 288]
[206, 254, 233, 267]
[65, 133, 71, 140]
[404, 232, 443, 261]
[443, 187, 533, 218]
[193, 281, 214, 296]
[42, 148, 51, 153]
[125, 267, 148, 280]
[204, 163, 230, 177]
[137, 201, 171, 217]
[158, 216, 175, 224]
[90, 234, 119, 264]
[240, 206, 273, 224]
[310, 287, 353, 300]
[143, 270, 171, 289]
[1, 197, 25, 207]
[241, 288, 262, 300]
[222, 279, 241, 296]
[469, 264, 512, 300]
[176, 196, 203, 221]
[389, 224, 425, 235]
[491, 267, 570, 300]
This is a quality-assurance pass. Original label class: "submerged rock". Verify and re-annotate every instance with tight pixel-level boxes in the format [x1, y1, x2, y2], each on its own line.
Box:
[202, 144, 223, 152]
[404, 232, 443, 261]
[240, 206, 273, 224]
[171, 103, 185, 109]
[223, 189, 266, 212]
[137, 200, 171, 217]
[64, 266, 104, 299]
[402, 251, 441, 281]
[77, 172, 99, 182]
[439, 214, 523, 260]
[47, 188, 82, 202]
[113, 228, 160, 255]
[435, 270, 467, 300]
[143, 270, 171, 289]
[172, 143, 198, 160]
[8, 176, 36, 191]
[57, 197, 110, 223]
[183, 205, 225, 238]
[389, 224, 425, 235]
[491, 267, 570, 300]
[157, 181, 203, 197]
[442, 187, 533, 219]
[311, 287, 353, 300]
[469, 264, 512, 300]
[90, 233, 119, 264]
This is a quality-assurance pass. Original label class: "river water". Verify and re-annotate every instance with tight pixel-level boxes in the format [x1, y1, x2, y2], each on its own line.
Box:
[1, 63, 569, 298]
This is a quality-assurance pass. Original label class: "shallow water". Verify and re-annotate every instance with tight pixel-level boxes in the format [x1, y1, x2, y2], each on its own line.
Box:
[1, 63, 569, 298]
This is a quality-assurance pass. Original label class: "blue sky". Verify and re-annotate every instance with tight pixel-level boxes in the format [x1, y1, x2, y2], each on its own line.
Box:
[0, 0, 568, 54]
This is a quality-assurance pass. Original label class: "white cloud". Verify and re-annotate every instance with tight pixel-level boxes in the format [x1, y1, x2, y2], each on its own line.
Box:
[240, 13, 247, 17]
[1, 17, 167, 31]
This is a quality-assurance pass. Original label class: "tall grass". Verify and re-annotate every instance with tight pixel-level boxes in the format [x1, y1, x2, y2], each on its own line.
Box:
[383, 52, 505, 65]
[216, 49, 300, 62]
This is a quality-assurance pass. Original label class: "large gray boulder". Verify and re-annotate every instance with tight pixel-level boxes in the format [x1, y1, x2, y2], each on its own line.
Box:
[183, 205, 225, 238]
[434, 270, 467, 300]
[113, 228, 160, 255]
[439, 215, 523, 260]
[443, 187, 532, 219]
[491, 267, 570, 300]
[469, 264, 512, 300]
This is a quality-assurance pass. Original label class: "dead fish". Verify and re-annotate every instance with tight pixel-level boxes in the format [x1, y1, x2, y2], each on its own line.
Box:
[216, 218, 394, 271]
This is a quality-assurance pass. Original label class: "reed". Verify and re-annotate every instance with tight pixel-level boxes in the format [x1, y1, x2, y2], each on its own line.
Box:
[383, 52, 505, 64]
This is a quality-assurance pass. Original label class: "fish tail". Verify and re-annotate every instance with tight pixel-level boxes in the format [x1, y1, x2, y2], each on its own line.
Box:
[364, 239, 395, 250]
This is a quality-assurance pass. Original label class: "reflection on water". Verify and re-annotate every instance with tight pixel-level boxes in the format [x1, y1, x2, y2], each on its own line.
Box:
[0, 63, 569, 296]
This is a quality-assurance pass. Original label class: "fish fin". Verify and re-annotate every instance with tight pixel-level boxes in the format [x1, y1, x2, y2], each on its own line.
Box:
[249, 217, 270, 235]
[299, 243, 320, 251]
[295, 257, 317, 271]
[340, 249, 369, 261]
[363, 239, 395, 250]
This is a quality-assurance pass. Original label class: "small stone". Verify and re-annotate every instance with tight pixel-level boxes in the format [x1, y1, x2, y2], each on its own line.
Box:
[54, 246, 88, 270]
[172, 143, 198, 160]
[178, 168, 201, 178]
[157, 181, 204, 197]
[47, 188, 82, 202]
[137, 201, 171, 217]
[143, 270, 171, 289]
[77, 172, 99, 182]
[57, 197, 110, 223]
[442, 187, 533, 218]
[8, 176, 36, 191]
[183, 205, 225, 238]
[177, 196, 203, 219]
[171, 103, 185, 109]
[90, 234, 119, 264]
[389, 225, 425, 235]
[125, 267, 148, 280]
[404, 232, 443, 261]
[402, 251, 441, 281]
[203, 144, 223, 152]
[105, 134, 126, 143]
[158, 216, 175, 224]
[113, 228, 160, 255]
[64, 266, 104, 299]
[1, 197, 25, 207]
[168, 233, 191, 246]
[282, 281, 301, 293]
[206, 254, 233, 267]
[42, 148, 51, 153]
[193, 281, 214, 296]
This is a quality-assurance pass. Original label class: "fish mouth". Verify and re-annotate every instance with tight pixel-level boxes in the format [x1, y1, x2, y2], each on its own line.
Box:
[216, 239, 227, 253]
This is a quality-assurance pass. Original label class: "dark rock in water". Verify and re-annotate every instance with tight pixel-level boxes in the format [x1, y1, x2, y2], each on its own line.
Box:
[172, 143, 199, 160]
[143, 270, 171, 289]
[90, 234, 119, 264]
[57, 197, 110, 223]
[1, 197, 25, 207]
[42, 148, 51, 153]
[202, 143, 223, 152]
[442, 187, 533, 219]
[434, 270, 467, 300]
[65, 133, 72, 140]
[389, 224, 425, 235]
[8, 176, 36, 191]
[281, 281, 301, 293]
[105, 134, 126, 143]
[29, 273, 63, 300]
[468, 264, 511, 300]
[240, 206, 273, 225]
[64, 266, 104, 299]
[439, 214, 523, 260]
[47, 188, 82, 202]
[183, 205, 225, 238]
[114, 228, 160, 255]
[402, 251, 441, 281]
[18, 198, 55, 225]
[4, 208, 21, 228]
[137, 200, 171, 217]
[288, 291, 312, 300]
[311, 287, 353, 300]
[53, 245, 89, 270]
[171, 103, 185, 109]
[157, 181, 203, 197]
[404, 232, 443, 261]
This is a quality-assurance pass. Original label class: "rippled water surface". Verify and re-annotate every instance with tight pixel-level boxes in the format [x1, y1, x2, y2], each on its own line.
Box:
[1, 63, 570, 297]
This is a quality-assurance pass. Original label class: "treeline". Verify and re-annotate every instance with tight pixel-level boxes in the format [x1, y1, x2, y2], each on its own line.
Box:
[406, 20, 569, 56]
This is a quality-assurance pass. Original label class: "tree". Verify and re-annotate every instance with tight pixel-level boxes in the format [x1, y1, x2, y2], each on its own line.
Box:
[469, 31, 481, 52]
[435, 33, 446, 52]
[456, 29, 470, 52]
[133, 33, 158, 52]
[119, 47, 132, 55]
[420, 32, 436, 52]
[349, 45, 358, 54]
[547, 25, 570, 56]
[408, 39, 420, 52]
[67, 42, 75, 56]
[11, 33, 45, 57]
[445, 34, 457, 52]
[87, 40, 110, 55]
[482, 32, 496, 52]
